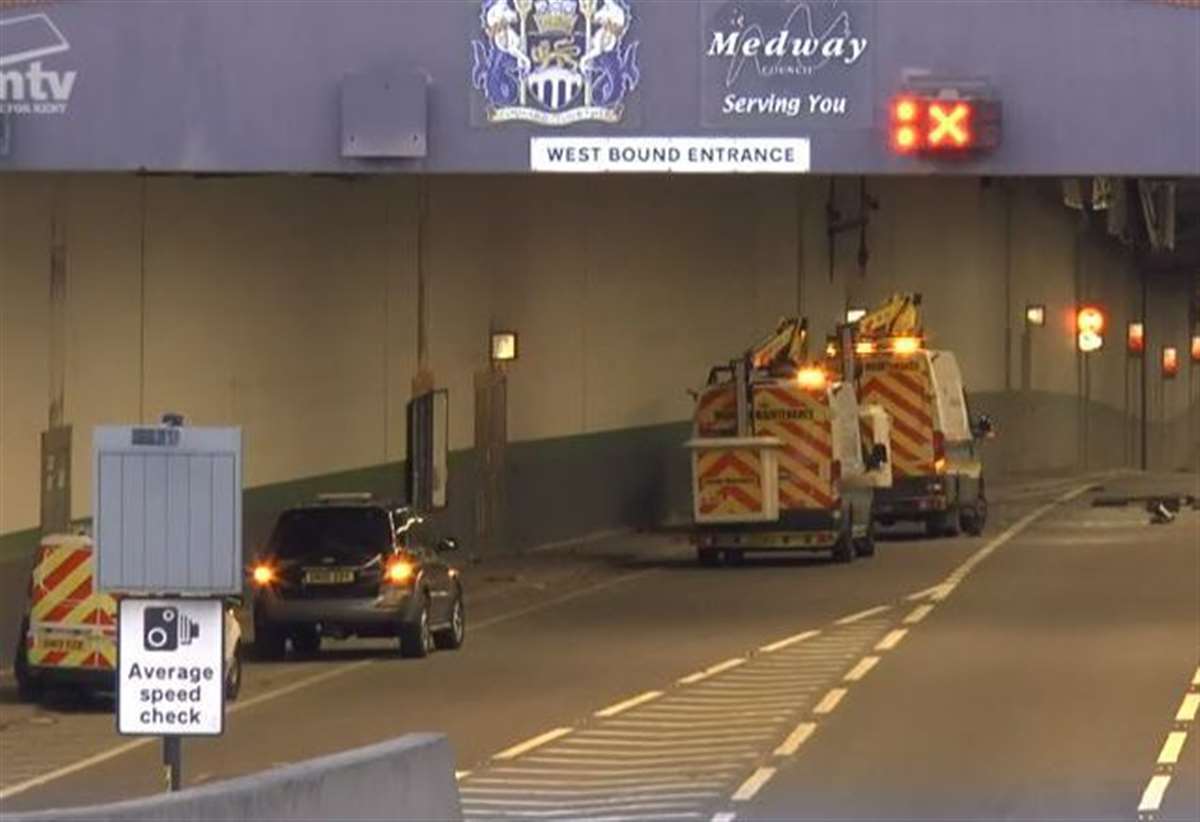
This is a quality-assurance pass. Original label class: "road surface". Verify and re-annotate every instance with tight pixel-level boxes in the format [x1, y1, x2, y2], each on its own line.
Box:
[1, 472, 1196, 821]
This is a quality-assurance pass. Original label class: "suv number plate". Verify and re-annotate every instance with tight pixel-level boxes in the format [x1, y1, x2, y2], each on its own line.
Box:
[303, 568, 355, 585]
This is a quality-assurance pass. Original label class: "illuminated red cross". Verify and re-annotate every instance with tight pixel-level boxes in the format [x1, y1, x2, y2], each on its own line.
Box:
[928, 102, 971, 147]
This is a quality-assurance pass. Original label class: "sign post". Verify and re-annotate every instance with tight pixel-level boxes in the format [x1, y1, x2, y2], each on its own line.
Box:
[93, 414, 242, 792]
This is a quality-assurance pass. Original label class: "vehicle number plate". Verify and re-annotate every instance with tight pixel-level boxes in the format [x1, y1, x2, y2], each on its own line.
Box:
[38, 637, 85, 651]
[303, 568, 355, 585]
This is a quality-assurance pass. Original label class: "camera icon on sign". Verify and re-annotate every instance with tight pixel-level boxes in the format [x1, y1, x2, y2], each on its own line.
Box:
[143, 606, 200, 652]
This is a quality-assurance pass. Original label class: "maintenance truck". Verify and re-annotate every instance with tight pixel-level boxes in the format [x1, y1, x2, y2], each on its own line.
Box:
[835, 294, 995, 537]
[687, 319, 892, 566]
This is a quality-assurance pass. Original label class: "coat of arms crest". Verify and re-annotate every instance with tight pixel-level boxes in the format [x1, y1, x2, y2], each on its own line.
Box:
[472, 0, 641, 125]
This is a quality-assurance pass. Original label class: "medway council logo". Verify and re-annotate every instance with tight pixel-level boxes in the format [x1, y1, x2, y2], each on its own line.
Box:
[0, 12, 76, 115]
[471, 0, 640, 126]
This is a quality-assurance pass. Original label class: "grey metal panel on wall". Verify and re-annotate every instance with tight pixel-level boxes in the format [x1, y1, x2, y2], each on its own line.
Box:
[92, 426, 242, 595]
[0, 0, 1196, 175]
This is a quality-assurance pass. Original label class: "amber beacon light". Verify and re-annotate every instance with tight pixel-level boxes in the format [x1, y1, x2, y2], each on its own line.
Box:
[1162, 346, 1179, 378]
[1076, 306, 1105, 353]
[1127, 322, 1145, 355]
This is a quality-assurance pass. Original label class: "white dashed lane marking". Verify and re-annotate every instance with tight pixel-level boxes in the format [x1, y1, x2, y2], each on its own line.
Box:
[812, 688, 847, 715]
[462, 483, 1101, 822]
[836, 605, 891, 625]
[679, 658, 747, 684]
[875, 628, 908, 651]
[904, 604, 935, 625]
[758, 630, 820, 653]
[773, 722, 816, 756]
[595, 690, 663, 718]
[844, 656, 880, 682]
[493, 727, 574, 760]
[1135, 665, 1199, 818]
[1157, 731, 1186, 765]
[731, 767, 776, 801]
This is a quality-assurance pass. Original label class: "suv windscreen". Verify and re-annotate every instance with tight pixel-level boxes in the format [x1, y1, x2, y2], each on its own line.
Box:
[268, 507, 392, 562]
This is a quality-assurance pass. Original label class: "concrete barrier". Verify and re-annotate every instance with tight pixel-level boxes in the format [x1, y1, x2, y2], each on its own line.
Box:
[1, 733, 462, 822]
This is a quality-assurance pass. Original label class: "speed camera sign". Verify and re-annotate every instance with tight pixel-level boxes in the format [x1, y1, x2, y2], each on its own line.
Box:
[117, 598, 225, 736]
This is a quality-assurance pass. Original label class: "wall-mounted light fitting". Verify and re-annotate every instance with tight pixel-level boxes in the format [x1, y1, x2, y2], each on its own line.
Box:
[1024, 304, 1045, 327]
[491, 331, 518, 362]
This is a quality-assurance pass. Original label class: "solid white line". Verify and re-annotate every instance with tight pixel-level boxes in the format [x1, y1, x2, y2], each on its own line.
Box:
[456, 770, 472, 780]
[712, 814, 737, 822]
[904, 482, 1097, 607]
[469, 774, 728, 788]
[595, 690, 663, 718]
[731, 767, 777, 801]
[1176, 693, 1200, 722]
[471, 569, 660, 632]
[1137, 774, 1171, 813]
[1158, 731, 1187, 765]
[875, 629, 908, 651]
[904, 604, 935, 625]
[229, 659, 375, 714]
[773, 722, 816, 756]
[494, 727, 574, 760]
[813, 688, 847, 715]
[678, 658, 746, 684]
[844, 656, 880, 682]
[758, 630, 820, 653]
[836, 605, 890, 625]
[583, 728, 777, 741]
[0, 738, 153, 801]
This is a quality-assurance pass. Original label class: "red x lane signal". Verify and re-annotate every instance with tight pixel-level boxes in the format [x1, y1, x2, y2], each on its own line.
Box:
[889, 92, 1001, 156]
[928, 102, 971, 147]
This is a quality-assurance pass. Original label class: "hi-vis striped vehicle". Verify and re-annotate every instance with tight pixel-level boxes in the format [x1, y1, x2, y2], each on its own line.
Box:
[842, 294, 995, 538]
[687, 318, 893, 565]
[13, 533, 243, 703]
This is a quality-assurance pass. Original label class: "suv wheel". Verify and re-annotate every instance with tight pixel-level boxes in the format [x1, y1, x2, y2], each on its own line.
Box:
[926, 508, 960, 538]
[434, 594, 465, 651]
[253, 624, 286, 661]
[291, 626, 321, 657]
[854, 517, 877, 558]
[832, 515, 855, 564]
[399, 599, 433, 659]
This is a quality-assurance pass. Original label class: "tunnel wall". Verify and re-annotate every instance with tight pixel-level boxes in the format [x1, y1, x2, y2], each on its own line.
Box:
[2, 173, 1196, 553]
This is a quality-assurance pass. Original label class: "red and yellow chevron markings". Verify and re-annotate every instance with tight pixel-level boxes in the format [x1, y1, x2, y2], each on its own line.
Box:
[695, 448, 765, 517]
[859, 357, 935, 477]
[753, 383, 837, 510]
[28, 541, 117, 670]
[694, 383, 737, 437]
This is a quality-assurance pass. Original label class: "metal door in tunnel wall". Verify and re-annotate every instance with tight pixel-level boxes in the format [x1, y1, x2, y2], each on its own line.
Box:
[474, 368, 508, 555]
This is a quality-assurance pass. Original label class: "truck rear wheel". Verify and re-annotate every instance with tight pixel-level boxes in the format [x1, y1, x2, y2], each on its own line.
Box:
[854, 518, 877, 558]
[926, 508, 960, 538]
[832, 518, 855, 564]
[13, 620, 41, 704]
[960, 491, 988, 536]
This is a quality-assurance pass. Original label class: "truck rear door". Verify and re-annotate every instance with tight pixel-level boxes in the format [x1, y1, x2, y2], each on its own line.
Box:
[29, 537, 117, 672]
[752, 381, 837, 510]
[857, 353, 937, 478]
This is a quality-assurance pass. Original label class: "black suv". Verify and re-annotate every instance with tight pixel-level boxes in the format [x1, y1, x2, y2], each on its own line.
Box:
[250, 495, 464, 659]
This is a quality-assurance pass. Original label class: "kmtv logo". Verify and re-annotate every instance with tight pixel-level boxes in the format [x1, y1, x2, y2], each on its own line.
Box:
[0, 13, 76, 114]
